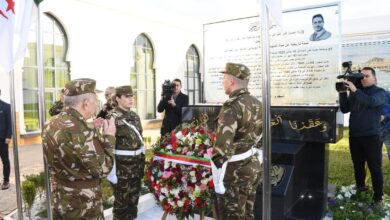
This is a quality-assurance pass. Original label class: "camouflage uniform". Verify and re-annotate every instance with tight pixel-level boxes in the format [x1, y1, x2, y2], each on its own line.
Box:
[49, 100, 64, 116]
[113, 86, 145, 220]
[212, 63, 263, 220]
[42, 78, 115, 220]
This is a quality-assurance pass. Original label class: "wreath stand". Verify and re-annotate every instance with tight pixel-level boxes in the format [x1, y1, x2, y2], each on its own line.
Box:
[161, 204, 219, 220]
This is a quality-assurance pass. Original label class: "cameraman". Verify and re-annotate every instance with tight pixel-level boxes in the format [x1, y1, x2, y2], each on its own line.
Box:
[97, 86, 115, 119]
[339, 67, 386, 205]
[157, 79, 189, 136]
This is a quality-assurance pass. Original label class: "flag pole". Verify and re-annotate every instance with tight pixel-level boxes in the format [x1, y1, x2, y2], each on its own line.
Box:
[9, 70, 24, 220]
[36, 4, 53, 220]
[260, 1, 272, 219]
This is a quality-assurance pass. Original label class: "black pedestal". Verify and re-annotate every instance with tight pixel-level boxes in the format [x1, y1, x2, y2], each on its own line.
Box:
[254, 141, 329, 220]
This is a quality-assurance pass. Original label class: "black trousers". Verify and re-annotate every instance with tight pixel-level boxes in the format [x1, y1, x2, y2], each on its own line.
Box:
[349, 135, 383, 201]
[0, 139, 10, 182]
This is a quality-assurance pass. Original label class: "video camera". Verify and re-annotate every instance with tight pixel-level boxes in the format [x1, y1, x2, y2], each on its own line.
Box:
[97, 102, 115, 119]
[162, 80, 176, 99]
[335, 61, 364, 92]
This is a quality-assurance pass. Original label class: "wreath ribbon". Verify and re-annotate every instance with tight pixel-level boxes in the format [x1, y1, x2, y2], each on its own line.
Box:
[153, 152, 211, 168]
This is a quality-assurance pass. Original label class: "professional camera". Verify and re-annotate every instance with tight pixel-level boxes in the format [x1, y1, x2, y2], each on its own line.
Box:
[335, 61, 364, 92]
[162, 80, 175, 99]
[97, 102, 115, 119]
[105, 103, 114, 111]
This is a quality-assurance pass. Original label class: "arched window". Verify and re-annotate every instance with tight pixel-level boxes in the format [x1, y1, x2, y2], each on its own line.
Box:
[22, 13, 70, 132]
[131, 34, 155, 119]
[184, 45, 200, 104]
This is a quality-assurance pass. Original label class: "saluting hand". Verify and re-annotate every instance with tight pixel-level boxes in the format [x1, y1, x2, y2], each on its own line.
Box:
[103, 117, 116, 136]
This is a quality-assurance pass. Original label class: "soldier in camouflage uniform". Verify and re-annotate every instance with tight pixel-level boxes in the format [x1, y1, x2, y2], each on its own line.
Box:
[212, 63, 263, 220]
[112, 85, 145, 220]
[42, 78, 116, 220]
[48, 88, 64, 117]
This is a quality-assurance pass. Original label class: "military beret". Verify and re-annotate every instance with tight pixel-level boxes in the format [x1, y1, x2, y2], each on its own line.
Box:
[63, 78, 96, 96]
[116, 85, 133, 97]
[220, 62, 251, 80]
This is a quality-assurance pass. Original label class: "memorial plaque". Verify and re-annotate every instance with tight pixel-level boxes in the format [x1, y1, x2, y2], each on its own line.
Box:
[271, 106, 343, 143]
[204, 4, 341, 106]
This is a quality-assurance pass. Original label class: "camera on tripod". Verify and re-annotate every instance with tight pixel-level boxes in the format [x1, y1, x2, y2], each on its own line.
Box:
[335, 61, 364, 92]
[162, 80, 176, 99]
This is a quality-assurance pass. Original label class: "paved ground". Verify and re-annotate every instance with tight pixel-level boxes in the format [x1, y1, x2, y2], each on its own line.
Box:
[0, 144, 44, 218]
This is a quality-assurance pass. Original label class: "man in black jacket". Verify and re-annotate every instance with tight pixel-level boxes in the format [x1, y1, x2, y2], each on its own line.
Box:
[0, 89, 12, 190]
[339, 67, 386, 205]
[157, 79, 189, 136]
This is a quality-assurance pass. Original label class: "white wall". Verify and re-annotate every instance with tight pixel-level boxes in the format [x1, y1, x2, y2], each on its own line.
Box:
[1, 0, 390, 134]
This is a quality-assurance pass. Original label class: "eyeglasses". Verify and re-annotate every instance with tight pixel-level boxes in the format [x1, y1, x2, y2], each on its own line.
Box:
[173, 84, 180, 87]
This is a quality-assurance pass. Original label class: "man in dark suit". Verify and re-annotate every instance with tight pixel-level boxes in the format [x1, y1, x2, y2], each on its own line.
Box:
[0, 89, 12, 190]
[157, 79, 189, 136]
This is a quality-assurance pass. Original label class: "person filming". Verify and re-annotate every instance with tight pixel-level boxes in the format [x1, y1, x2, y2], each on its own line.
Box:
[339, 67, 386, 205]
[157, 79, 188, 136]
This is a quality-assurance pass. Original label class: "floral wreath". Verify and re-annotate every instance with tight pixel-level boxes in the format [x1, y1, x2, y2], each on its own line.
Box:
[145, 122, 216, 219]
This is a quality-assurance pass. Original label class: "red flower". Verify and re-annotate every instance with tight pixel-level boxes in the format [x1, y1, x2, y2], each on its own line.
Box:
[181, 128, 187, 136]
[209, 132, 216, 141]
[208, 180, 214, 188]
[170, 131, 178, 150]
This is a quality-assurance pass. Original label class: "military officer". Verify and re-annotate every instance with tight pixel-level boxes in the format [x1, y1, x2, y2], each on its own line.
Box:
[211, 63, 263, 220]
[112, 85, 145, 220]
[42, 78, 116, 219]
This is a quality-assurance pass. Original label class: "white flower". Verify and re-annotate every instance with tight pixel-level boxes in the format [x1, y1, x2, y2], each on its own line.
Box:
[170, 188, 180, 197]
[204, 139, 210, 146]
[177, 200, 184, 207]
[337, 194, 344, 200]
[159, 195, 165, 201]
[194, 185, 201, 193]
[164, 160, 171, 169]
[161, 187, 169, 195]
[169, 199, 175, 207]
[166, 144, 173, 150]
[344, 191, 352, 198]
[190, 171, 196, 177]
[176, 131, 184, 139]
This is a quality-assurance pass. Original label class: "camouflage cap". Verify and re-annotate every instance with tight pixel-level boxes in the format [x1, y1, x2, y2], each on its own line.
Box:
[116, 85, 133, 97]
[220, 62, 251, 80]
[63, 78, 96, 96]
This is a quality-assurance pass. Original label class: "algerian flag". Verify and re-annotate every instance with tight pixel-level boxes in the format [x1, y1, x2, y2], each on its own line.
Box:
[0, 0, 43, 72]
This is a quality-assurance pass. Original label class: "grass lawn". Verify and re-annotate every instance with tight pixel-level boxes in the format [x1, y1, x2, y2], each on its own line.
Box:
[328, 128, 390, 196]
